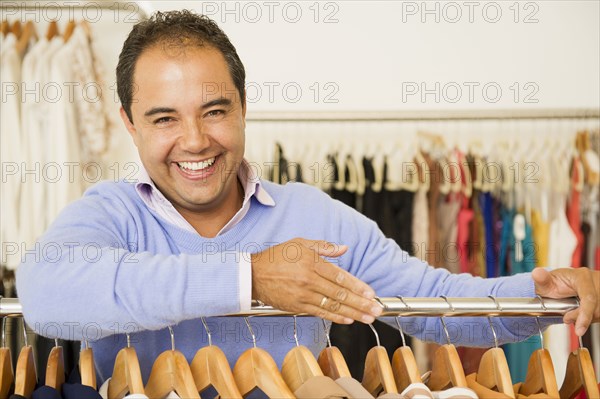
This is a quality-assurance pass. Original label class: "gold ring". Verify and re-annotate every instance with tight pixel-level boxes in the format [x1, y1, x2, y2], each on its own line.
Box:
[320, 296, 329, 308]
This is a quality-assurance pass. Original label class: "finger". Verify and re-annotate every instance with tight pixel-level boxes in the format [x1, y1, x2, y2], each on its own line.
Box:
[303, 303, 354, 325]
[532, 268, 554, 296]
[308, 292, 376, 324]
[309, 277, 382, 318]
[315, 259, 376, 299]
[307, 240, 348, 258]
[574, 271, 596, 336]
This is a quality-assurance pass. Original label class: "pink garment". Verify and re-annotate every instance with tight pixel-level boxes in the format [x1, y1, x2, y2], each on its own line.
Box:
[567, 157, 584, 268]
[456, 151, 474, 274]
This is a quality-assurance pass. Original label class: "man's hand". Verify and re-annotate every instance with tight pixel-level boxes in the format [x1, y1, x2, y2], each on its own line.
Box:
[251, 238, 382, 324]
[532, 267, 600, 336]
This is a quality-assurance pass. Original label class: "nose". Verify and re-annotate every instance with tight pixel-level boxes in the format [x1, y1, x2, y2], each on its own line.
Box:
[180, 119, 210, 153]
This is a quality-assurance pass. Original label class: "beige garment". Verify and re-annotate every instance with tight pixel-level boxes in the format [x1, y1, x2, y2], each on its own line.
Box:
[378, 393, 405, 398]
[431, 386, 478, 399]
[294, 375, 351, 398]
[335, 377, 375, 398]
[465, 373, 512, 399]
[399, 383, 434, 399]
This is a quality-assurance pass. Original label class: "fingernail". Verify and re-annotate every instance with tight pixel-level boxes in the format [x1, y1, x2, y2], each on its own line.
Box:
[576, 326, 586, 336]
[371, 305, 383, 317]
[362, 314, 375, 324]
[363, 290, 375, 299]
[343, 317, 353, 324]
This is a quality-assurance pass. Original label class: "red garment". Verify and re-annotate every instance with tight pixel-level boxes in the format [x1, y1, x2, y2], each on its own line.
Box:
[457, 151, 474, 274]
[567, 157, 584, 268]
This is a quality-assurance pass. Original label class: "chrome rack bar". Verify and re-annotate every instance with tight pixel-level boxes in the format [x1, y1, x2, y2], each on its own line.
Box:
[0, 297, 578, 318]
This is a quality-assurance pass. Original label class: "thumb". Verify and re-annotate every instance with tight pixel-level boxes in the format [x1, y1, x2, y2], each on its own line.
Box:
[532, 268, 554, 295]
[310, 240, 348, 257]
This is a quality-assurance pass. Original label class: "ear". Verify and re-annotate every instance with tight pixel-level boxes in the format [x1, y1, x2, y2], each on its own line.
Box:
[120, 107, 139, 147]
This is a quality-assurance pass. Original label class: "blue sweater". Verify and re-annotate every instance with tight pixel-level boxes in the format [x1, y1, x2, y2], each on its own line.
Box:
[16, 179, 539, 384]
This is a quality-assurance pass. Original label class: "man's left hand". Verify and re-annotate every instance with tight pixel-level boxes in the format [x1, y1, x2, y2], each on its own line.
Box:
[532, 267, 600, 336]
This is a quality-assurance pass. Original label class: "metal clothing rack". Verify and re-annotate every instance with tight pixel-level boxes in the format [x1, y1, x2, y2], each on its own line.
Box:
[245, 108, 600, 122]
[0, 0, 151, 21]
[0, 296, 579, 318]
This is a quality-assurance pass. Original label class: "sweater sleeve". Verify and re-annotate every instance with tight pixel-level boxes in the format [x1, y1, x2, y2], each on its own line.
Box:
[15, 184, 243, 341]
[329, 199, 559, 347]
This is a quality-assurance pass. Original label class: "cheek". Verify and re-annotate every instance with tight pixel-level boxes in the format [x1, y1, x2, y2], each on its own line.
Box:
[139, 133, 175, 164]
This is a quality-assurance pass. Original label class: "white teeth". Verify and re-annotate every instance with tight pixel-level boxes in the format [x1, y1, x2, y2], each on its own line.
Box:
[178, 157, 216, 171]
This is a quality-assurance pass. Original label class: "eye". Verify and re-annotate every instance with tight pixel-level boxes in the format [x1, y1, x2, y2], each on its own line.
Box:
[154, 116, 174, 125]
[206, 109, 225, 118]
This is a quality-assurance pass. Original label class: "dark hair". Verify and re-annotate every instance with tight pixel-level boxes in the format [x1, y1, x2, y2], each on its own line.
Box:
[116, 10, 246, 123]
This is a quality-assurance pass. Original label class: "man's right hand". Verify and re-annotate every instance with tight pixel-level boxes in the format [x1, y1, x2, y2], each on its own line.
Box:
[251, 238, 383, 324]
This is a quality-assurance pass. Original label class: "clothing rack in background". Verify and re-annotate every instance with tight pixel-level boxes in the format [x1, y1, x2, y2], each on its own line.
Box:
[245, 108, 600, 121]
[0, 296, 580, 318]
[0, 0, 150, 20]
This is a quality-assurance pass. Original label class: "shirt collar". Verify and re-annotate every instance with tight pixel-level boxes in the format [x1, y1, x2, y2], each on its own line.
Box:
[135, 158, 275, 208]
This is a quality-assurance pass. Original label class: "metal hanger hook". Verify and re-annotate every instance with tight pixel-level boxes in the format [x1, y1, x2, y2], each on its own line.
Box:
[201, 317, 212, 347]
[440, 295, 453, 345]
[293, 315, 299, 347]
[395, 295, 410, 347]
[487, 295, 502, 348]
[1, 317, 7, 348]
[126, 332, 131, 348]
[574, 297, 584, 349]
[22, 318, 28, 347]
[168, 326, 175, 351]
[321, 319, 332, 348]
[244, 317, 257, 348]
[368, 322, 381, 347]
[535, 316, 544, 349]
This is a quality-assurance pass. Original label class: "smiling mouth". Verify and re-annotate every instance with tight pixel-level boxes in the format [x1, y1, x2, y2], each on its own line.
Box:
[177, 156, 217, 173]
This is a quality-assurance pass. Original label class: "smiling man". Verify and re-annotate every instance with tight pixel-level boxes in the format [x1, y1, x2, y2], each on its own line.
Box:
[16, 10, 600, 385]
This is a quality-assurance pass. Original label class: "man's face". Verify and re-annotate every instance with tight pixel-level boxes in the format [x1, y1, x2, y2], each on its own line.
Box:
[121, 44, 246, 214]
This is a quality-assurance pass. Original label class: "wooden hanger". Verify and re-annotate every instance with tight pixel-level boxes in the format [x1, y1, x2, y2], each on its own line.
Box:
[427, 308, 467, 391]
[45, 342, 64, 391]
[0, 317, 14, 399]
[391, 310, 422, 393]
[518, 316, 559, 398]
[79, 342, 96, 390]
[476, 310, 515, 398]
[63, 20, 76, 42]
[10, 21, 21, 39]
[1, 20, 10, 38]
[16, 21, 37, 57]
[190, 318, 242, 399]
[317, 320, 351, 380]
[144, 327, 199, 399]
[108, 334, 144, 399]
[362, 323, 398, 396]
[233, 318, 294, 398]
[559, 342, 600, 399]
[14, 321, 36, 399]
[46, 21, 59, 40]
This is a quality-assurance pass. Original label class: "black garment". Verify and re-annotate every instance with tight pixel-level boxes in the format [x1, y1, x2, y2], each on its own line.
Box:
[330, 154, 356, 208]
[62, 383, 102, 399]
[31, 386, 62, 399]
[362, 157, 384, 225]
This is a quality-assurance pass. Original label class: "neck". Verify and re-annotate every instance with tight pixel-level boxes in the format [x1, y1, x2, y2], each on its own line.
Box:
[177, 178, 245, 238]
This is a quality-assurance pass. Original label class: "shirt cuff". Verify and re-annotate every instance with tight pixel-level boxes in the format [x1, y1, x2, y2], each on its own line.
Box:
[239, 252, 252, 312]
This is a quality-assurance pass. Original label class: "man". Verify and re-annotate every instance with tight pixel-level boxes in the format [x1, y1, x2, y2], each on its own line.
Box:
[16, 10, 599, 383]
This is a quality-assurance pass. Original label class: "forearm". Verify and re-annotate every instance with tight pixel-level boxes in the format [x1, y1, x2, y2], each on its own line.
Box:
[16, 242, 244, 341]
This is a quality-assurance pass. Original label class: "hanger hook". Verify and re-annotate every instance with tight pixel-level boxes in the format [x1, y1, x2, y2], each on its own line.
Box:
[368, 323, 381, 347]
[84, 340, 89, 350]
[535, 316, 544, 349]
[126, 332, 131, 348]
[293, 315, 299, 347]
[22, 318, 28, 347]
[54, 338, 59, 348]
[440, 296, 453, 345]
[244, 317, 257, 348]
[1, 317, 6, 348]
[487, 295, 502, 348]
[168, 326, 175, 351]
[321, 319, 332, 348]
[574, 298, 584, 349]
[395, 296, 410, 347]
[201, 317, 212, 347]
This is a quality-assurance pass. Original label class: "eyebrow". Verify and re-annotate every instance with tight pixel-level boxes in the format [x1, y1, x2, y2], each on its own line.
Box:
[143, 98, 233, 118]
